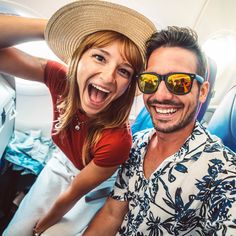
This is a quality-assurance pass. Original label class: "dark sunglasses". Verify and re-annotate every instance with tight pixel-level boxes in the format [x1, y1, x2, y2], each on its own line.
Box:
[137, 72, 204, 95]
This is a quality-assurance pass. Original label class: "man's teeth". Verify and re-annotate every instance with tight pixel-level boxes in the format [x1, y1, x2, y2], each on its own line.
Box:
[92, 84, 110, 93]
[155, 108, 177, 114]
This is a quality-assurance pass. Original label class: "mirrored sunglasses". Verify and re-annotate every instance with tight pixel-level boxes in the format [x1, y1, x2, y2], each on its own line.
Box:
[137, 72, 204, 95]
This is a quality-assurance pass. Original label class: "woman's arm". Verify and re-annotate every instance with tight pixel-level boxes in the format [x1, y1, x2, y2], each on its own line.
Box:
[0, 15, 46, 48]
[83, 197, 128, 236]
[0, 15, 48, 83]
[33, 161, 119, 234]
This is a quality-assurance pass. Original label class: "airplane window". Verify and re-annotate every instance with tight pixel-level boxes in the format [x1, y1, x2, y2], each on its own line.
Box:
[0, 1, 59, 137]
[202, 32, 236, 106]
[15, 41, 61, 88]
[0, 1, 37, 17]
[0, 0, 62, 87]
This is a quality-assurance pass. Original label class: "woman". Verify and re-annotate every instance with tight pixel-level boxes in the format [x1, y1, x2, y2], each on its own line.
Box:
[0, 0, 156, 235]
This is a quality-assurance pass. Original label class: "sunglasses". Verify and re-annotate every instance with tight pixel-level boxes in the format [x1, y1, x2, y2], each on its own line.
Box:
[137, 72, 204, 95]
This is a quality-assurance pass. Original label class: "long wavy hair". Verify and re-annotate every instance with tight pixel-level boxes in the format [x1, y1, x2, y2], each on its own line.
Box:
[54, 30, 144, 166]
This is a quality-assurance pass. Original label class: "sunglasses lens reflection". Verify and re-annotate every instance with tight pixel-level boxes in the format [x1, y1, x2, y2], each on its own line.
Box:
[138, 74, 159, 94]
[167, 74, 192, 95]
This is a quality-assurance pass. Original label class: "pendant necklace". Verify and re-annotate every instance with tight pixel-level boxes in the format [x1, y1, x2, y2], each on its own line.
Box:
[75, 115, 87, 131]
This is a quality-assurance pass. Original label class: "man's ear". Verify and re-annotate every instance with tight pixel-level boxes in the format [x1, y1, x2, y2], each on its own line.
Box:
[199, 81, 209, 103]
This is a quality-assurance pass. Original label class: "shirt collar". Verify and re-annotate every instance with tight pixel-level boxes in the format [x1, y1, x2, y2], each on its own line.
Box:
[142, 121, 209, 162]
[174, 121, 208, 161]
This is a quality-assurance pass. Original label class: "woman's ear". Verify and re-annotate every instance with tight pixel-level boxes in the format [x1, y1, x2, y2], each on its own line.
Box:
[199, 81, 209, 103]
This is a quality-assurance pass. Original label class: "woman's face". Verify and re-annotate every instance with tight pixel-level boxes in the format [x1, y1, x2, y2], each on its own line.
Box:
[76, 41, 134, 117]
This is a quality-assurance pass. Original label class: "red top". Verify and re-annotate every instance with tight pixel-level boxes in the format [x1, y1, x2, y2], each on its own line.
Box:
[44, 60, 132, 170]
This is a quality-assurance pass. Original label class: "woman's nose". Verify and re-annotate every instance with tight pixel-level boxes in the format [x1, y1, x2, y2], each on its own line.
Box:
[100, 66, 116, 83]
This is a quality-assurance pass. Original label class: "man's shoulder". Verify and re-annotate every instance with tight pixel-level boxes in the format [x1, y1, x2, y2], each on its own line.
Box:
[203, 129, 236, 170]
[205, 128, 235, 154]
[127, 128, 155, 163]
[194, 122, 235, 155]
[132, 128, 154, 144]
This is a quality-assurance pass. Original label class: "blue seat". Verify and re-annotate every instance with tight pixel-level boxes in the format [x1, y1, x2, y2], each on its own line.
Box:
[207, 85, 236, 152]
[131, 106, 153, 134]
[132, 57, 217, 134]
[197, 57, 217, 121]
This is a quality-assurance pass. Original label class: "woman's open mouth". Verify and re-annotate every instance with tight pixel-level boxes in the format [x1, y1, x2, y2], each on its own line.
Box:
[88, 83, 111, 104]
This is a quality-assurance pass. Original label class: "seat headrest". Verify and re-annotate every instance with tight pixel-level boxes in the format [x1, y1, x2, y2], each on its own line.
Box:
[196, 57, 217, 121]
[207, 85, 236, 152]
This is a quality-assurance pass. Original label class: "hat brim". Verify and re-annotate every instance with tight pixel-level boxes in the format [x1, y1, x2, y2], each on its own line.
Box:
[45, 0, 156, 64]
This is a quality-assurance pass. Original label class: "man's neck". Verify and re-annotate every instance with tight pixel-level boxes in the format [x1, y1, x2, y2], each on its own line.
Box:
[155, 121, 196, 158]
[143, 121, 196, 179]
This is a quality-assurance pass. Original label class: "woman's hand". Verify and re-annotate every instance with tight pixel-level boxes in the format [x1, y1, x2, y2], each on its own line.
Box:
[33, 218, 49, 236]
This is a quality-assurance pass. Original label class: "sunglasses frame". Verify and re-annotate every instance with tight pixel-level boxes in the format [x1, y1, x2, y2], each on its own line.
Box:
[137, 72, 205, 95]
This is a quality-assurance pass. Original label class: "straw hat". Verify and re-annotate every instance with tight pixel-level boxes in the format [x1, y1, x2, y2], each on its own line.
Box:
[45, 0, 156, 64]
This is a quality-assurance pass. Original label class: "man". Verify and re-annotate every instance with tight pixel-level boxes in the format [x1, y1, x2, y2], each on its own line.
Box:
[83, 27, 236, 235]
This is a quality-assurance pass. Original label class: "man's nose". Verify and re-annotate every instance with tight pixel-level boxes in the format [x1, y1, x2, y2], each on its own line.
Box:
[153, 81, 174, 100]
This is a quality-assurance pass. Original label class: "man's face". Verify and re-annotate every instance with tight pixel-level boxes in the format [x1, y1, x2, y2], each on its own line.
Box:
[143, 46, 209, 133]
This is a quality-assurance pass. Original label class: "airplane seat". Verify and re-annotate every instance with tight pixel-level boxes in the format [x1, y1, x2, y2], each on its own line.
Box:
[207, 85, 236, 152]
[196, 57, 217, 121]
[131, 57, 217, 134]
[131, 106, 153, 134]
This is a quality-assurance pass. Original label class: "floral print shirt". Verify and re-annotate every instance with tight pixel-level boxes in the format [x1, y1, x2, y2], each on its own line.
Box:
[111, 122, 236, 236]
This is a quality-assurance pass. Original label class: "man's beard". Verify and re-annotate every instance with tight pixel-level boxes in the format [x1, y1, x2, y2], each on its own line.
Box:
[148, 95, 199, 134]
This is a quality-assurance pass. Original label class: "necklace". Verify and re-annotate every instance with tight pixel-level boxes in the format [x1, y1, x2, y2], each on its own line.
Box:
[75, 115, 88, 131]
[75, 121, 87, 131]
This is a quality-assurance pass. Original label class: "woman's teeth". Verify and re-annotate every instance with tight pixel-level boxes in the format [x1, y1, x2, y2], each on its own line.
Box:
[91, 84, 110, 94]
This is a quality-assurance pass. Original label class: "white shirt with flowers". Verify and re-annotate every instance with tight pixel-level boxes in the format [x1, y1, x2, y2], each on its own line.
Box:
[111, 122, 236, 236]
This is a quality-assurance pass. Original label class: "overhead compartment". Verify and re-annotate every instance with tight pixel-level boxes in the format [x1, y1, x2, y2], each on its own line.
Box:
[0, 74, 16, 160]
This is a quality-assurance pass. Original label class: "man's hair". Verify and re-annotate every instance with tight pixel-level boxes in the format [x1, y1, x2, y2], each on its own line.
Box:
[145, 26, 207, 77]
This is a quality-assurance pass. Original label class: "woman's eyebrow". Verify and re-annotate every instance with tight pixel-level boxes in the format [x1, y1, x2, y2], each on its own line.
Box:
[94, 48, 133, 69]
[93, 48, 110, 56]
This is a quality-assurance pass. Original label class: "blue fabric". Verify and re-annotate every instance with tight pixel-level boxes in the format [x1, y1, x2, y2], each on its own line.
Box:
[196, 57, 217, 121]
[131, 107, 153, 134]
[3, 130, 56, 175]
[208, 85, 236, 152]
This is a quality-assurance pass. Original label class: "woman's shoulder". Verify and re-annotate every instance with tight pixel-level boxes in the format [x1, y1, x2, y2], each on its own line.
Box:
[45, 60, 67, 79]
[44, 60, 68, 94]
[102, 124, 131, 135]
[100, 126, 132, 147]
[92, 126, 132, 167]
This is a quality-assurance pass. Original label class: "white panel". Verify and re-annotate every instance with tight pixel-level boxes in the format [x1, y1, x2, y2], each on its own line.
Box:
[15, 80, 53, 138]
[3, 0, 205, 27]
[1, 0, 73, 17]
[195, 0, 236, 43]
[109, 0, 206, 28]
[0, 74, 15, 158]
[4, 0, 236, 40]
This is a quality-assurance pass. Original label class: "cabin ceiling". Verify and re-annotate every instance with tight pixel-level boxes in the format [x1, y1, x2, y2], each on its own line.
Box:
[1, 0, 235, 44]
